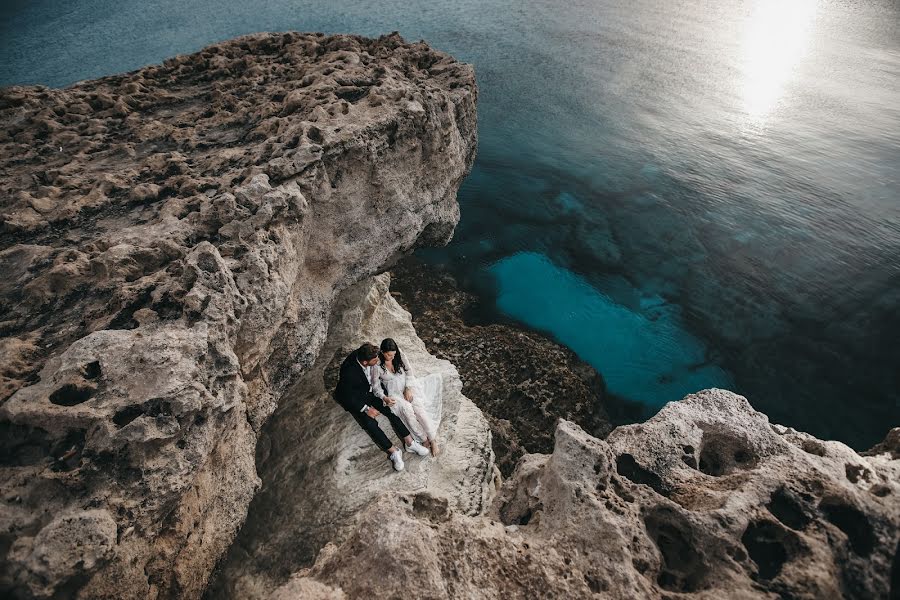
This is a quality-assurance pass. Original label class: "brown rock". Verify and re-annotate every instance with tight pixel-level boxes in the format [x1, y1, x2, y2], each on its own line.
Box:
[281, 390, 900, 599]
[0, 31, 476, 599]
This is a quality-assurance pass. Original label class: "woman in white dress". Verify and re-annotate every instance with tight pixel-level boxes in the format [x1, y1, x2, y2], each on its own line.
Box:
[374, 338, 440, 456]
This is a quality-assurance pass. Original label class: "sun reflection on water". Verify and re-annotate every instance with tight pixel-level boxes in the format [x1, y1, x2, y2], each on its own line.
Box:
[741, 0, 818, 123]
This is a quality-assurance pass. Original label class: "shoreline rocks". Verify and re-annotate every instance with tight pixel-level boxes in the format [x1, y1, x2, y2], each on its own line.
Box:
[279, 389, 900, 599]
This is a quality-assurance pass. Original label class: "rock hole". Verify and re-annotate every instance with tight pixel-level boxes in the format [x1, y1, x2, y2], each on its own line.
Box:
[49, 383, 94, 406]
[611, 477, 635, 503]
[681, 454, 698, 470]
[306, 125, 324, 143]
[412, 493, 450, 523]
[819, 498, 875, 556]
[632, 557, 650, 574]
[697, 430, 757, 476]
[335, 86, 370, 103]
[519, 508, 533, 526]
[870, 484, 891, 498]
[0, 422, 52, 467]
[196, 251, 218, 273]
[845, 463, 871, 484]
[82, 361, 101, 380]
[766, 487, 810, 531]
[113, 405, 145, 428]
[616, 454, 668, 496]
[109, 289, 153, 330]
[583, 573, 604, 593]
[644, 510, 707, 592]
[801, 439, 826, 457]
[150, 293, 184, 321]
[741, 520, 790, 581]
[148, 399, 172, 416]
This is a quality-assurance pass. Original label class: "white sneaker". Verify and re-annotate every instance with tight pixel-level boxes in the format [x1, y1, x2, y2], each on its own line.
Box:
[389, 449, 405, 472]
[405, 439, 430, 457]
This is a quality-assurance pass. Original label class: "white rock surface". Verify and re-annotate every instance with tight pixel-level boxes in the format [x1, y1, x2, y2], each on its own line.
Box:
[208, 274, 497, 597]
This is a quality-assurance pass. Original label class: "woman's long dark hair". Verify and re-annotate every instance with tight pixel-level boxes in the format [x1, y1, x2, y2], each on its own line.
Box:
[379, 338, 405, 373]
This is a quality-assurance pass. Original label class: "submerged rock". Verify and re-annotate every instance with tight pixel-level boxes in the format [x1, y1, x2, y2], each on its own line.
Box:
[0, 31, 476, 599]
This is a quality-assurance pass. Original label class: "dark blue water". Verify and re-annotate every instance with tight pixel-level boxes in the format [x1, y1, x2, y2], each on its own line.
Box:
[2, 0, 898, 447]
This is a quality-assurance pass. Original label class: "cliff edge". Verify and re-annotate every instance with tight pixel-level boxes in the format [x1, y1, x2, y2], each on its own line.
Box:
[0, 31, 476, 599]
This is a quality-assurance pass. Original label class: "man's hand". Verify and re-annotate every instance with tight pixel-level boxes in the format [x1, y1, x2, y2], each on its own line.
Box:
[366, 407, 380, 418]
[403, 387, 414, 402]
[384, 396, 396, 407]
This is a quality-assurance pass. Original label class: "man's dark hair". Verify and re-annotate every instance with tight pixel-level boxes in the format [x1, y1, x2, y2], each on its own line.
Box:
[356, 343, 379, 361]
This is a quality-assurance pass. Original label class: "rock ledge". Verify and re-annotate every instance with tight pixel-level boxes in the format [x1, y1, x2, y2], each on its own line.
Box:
[0, 31, 476, 599]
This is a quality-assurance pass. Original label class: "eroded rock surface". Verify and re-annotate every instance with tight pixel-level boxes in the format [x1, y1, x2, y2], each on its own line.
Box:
[0, 31, 476, 599]
[279, 390, 900, 599]
[207, 274, 496, 598]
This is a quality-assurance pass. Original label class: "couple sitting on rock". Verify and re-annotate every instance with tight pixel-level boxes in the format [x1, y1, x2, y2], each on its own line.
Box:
[334, 339, 440, 471]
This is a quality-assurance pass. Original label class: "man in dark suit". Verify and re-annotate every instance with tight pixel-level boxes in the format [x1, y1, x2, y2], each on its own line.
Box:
[334, 342, 429, 471]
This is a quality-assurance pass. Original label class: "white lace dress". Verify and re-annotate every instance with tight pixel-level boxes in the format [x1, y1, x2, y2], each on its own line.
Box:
[373, 357, 441, 444]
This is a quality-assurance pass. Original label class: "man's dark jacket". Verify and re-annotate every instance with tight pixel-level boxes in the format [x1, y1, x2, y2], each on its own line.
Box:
[333, 353, 378, 413]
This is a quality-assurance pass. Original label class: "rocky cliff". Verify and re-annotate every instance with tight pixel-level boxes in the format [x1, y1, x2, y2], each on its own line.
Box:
[3, 28, 898, 600]
[206, 273, 497, 598]
[277, 388, 900, 599]
[0, 31, 476, 599]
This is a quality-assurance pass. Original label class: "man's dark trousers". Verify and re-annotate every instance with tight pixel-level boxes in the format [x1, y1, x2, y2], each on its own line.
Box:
[351, 396, 411, 451]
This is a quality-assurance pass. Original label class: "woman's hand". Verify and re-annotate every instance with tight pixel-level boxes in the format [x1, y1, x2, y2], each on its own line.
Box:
[384, 396, 397, 407]
[403, 387, 414, 402]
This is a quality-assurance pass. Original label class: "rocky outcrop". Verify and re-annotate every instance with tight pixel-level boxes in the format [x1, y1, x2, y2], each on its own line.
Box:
[279, 389, 900, 599]
[0, 32, 476, 599]
[207, 274, 497, 597]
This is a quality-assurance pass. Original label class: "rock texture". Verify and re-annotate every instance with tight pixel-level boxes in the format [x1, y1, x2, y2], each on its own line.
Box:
[0, 32, 476, 599]
[390, 256, 644, 476]
[207, 274, 497, 598]
[278, 389, 900, 599]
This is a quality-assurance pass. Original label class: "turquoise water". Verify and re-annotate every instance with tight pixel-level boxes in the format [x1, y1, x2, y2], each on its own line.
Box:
[490, 252, 733, 405]
[2, 0, 898, 446]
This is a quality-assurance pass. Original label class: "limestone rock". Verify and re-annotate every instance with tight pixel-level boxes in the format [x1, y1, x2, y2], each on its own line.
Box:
[7, 509, 117, 599]
[0, 31, 476, 599]
[281, 390, 900, 599]
[207, 274, 497, 597]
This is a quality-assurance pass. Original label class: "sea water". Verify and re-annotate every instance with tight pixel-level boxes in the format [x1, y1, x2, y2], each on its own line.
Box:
[2, 0, 898, 447]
